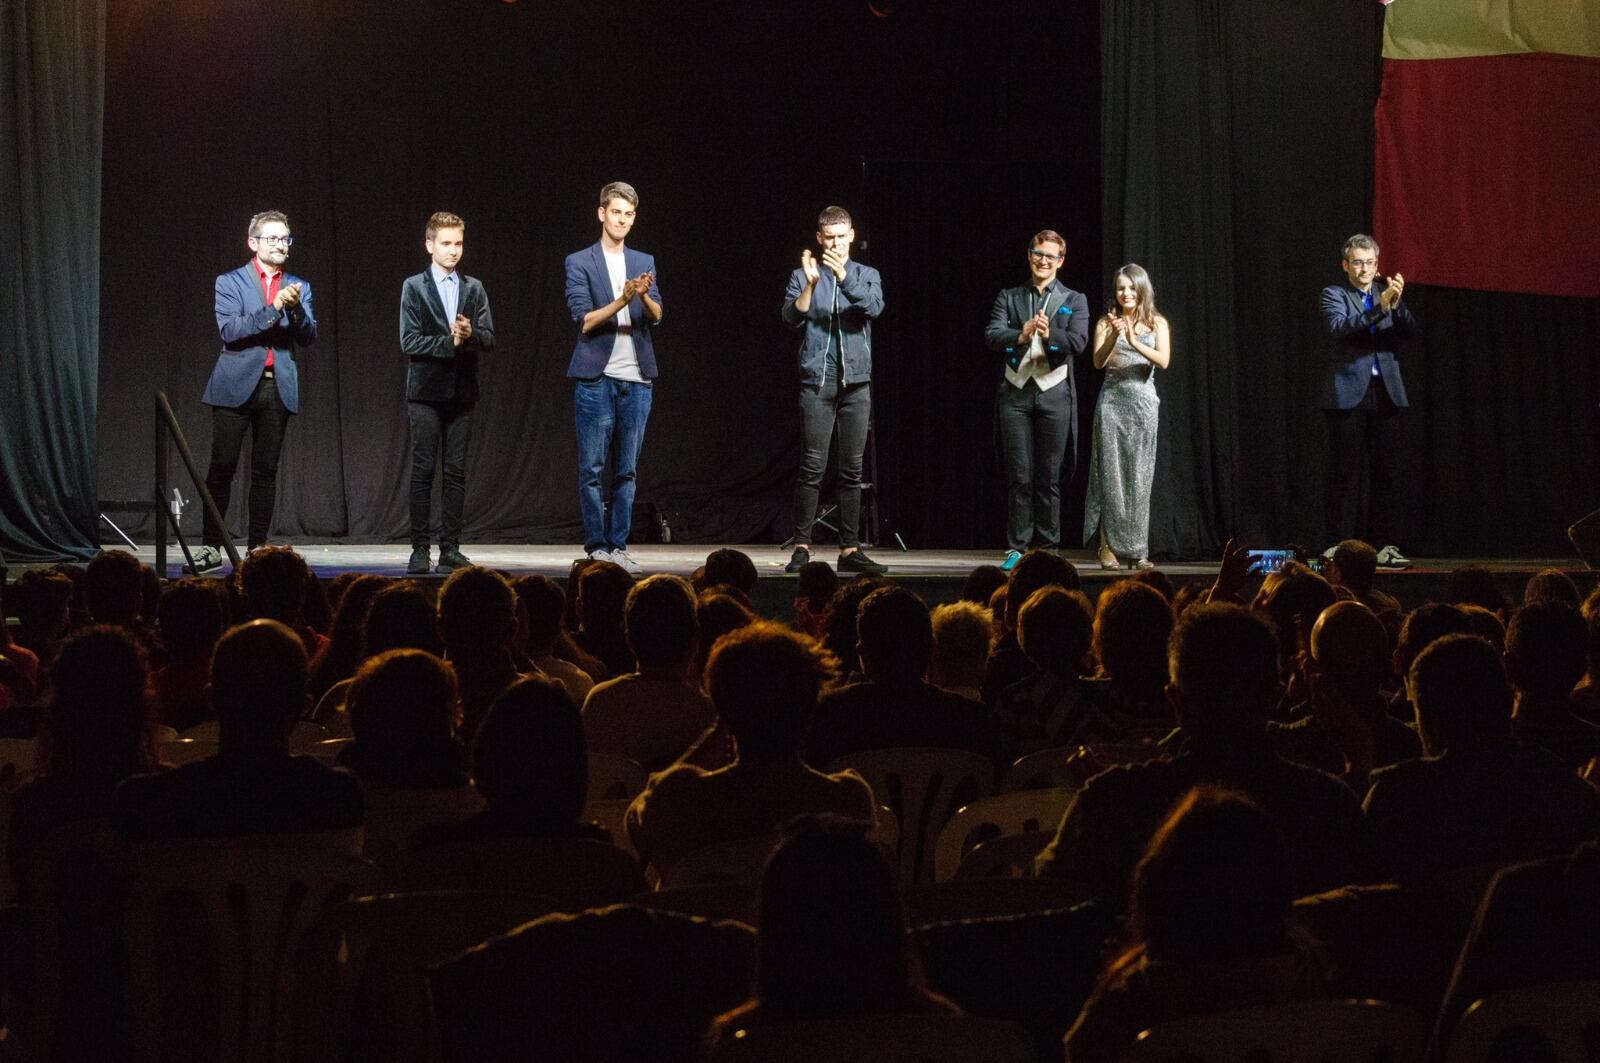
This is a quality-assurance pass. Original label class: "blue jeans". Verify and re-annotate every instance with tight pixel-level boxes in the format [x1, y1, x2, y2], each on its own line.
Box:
[574, 376, 653, 554]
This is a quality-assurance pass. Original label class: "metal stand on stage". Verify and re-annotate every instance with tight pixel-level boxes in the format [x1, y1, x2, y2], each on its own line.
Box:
[781, 386, 909, 553]
[153, 391, 240, 577]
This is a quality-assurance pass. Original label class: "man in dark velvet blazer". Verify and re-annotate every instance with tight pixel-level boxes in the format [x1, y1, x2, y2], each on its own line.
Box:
[1319, 233, 1417, 568]
[399, 211, 496, 575]
[194, 210, 317, 571]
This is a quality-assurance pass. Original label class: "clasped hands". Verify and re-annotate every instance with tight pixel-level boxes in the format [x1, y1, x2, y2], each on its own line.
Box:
[1378, 272, 1405, 311]
[1019, 311, 1052, 341]
[450, 313, 473, 347]
[619, 271, 655, 304]
[271, 283, 303, 312]
[800, 248, 849, 286]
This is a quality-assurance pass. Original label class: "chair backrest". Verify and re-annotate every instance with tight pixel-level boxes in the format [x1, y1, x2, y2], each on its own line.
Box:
[179, 719, 222, 741]
[0, 736, 36, 788]
[1446, 980, 1600, 1063]
[360, 784, 485, 871]
[588, 753, 647, 800]
[931, 787, 1074, 882]
[308, 736, 354, 762]
[657, 832, 783, 890]
[583, 797, 636, 855]
[1120, 999, 1428, 1063]
[952, 829, 1057, 881]
[827, 748, 994, 886]
[149, 724, 179, 743]
[704, 1012, 1034, 1063]
[160, 737, 220, 765]
[396, 836, 648, 911]
[287, 719, 331, 753]
[998, 745, 1080, 792]
[294, 890, 557, 1063]
[903, 877, 1093, 926]
[119, 834, 382, 1063]
[630, 881, 759, 925]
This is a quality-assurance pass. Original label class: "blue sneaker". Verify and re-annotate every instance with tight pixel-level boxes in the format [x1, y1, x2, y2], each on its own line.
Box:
[999, 549, 1022, 572]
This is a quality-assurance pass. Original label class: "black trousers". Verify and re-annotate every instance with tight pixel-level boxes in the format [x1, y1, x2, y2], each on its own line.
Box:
[997, 378, 1073, 551]
[203, 376, 291, 550]
[793, 378, 871, 549]
[408, 399, 475, 550]
[1325, 377, 1403, 546]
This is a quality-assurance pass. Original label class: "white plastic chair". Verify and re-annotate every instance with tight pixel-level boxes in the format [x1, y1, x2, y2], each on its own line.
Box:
[396, 836, 648, 911]
[931, 787, 1074, 881]
[827, 747, 994, 886]
[0, 736, 36, 787]
[1446, 979, 1600, 1063]
[588, 753, 647, 800]
[160, 737, 220, 765]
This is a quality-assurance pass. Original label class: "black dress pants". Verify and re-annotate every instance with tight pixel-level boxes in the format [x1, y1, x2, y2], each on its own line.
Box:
[1324, 376, 1403, 546]
[408, 399, 475, 550]
[203, 375, 291, 550]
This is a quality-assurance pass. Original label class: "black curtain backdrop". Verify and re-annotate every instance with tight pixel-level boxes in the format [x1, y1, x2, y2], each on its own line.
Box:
[1102, 0, 1600, 559]
[95, 0, 1100, 553]
[1, 0, 103, 563]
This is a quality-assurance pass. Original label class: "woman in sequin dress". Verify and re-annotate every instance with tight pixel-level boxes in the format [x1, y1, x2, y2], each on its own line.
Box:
[1084, 264, 1171, 569]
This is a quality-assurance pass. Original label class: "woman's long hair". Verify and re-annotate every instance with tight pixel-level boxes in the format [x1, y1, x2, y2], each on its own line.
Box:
[1109, 263, 1160, 332]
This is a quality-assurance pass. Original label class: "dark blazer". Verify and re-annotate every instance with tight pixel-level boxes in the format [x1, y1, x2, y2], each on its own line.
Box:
[1319, 279, 1415, 409]
[780, 260, 885, 388]
[985, 279, 1089, 376]
[202, 263, 318, 413]
[564, 242, 661, 380]
[399, 269, 496, 403]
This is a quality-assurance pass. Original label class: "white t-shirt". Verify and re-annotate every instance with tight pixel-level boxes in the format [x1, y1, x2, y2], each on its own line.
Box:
[603, 248, 645, 382]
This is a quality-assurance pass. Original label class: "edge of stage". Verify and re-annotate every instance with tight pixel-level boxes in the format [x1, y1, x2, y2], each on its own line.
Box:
[24, 543, 1594, 619]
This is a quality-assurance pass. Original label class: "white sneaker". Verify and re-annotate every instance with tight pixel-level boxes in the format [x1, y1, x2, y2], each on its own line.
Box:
[610, 548, 642, 574]
[587, 549, 612, 563]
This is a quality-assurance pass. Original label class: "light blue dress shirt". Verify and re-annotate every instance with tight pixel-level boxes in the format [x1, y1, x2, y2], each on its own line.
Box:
[431, 264, 459, 323]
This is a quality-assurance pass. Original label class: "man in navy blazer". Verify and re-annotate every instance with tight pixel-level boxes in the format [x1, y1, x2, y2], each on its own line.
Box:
[1319, 234, 1417, 567]
[399, 211, 496, 575]
[563, 181, 662, 573]
[195, 211, 317, 570]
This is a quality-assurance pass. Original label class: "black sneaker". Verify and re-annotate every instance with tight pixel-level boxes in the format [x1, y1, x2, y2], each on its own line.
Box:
[190, 545, 224, 574]
[407, 546, 432, 575]
[437, 546, 473, 572]
[838, 549, 888, 575]
[785, 546, 811, 573]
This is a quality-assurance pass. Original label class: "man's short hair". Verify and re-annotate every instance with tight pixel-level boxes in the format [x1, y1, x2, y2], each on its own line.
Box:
[1018, 587, 1093, 676]
[1328, 539, 1378, 596]
[856, 586, 933, 680]
[346, 648, 460, 748]
[1094, 579, 1174, 689]
[238, 547, 312, 625]
[1342, 234, 1379, 260]
[248, 210, 289, 237]
[625, 574, 699, 669]
[158, 579, 227, 661]
[438, 566, 517, 649]
[796, 560, 839, 614]
[1447, 565, 1513, 615]
[600, 181, 639, 208]
[1524, 568, 1582, 608]
[1396, 602, 1474, 673]
[511, 575, 565, 655]
[1169, 604, 1280, 724]
[705, 622, 838, 762]
[85, 549, 145, 625]
[1031, 229, 1066, 254]
[1005, 550, 1080, 628]
[817, 205, 853, 230]
[426, 211, 465, 239]
[1409, 634, 1511, 750]
[211, 618, 308, 744]
[1505, 601, 1589, 699]
[703, 549, 758, 595]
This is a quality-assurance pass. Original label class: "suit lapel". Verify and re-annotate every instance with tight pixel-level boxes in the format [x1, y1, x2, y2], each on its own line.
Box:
[239, 264, 268, 313]
[418, 270, 448, 325]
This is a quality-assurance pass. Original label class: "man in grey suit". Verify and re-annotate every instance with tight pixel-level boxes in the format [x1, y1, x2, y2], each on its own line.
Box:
[1319, 234, 1417, 568]
[399, 211, 496, 574]
[194, 210, 317, 571]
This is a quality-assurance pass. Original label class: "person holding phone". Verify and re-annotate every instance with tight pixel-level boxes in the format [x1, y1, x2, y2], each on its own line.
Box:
[1085, 263, 1170, 570]
[781, 205, 888, 575]
[399, 211, 496, 575]
[984, 229, 1089, 572]
[1319, 234, 1416, 569]
[193, 210, 317, 571]
[564, 181, 663, 574]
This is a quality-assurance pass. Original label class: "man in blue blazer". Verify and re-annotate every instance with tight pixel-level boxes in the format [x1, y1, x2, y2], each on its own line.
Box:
[781, 205, 888, 575]
[194, 211, 317, 570]
[563, 181, 662, 573]
[399, 211, 496, 575]
[1319, 234, 1416, 568]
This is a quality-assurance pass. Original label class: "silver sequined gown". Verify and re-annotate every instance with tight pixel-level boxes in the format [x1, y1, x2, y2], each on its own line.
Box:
[1083, 326, 1159, 559]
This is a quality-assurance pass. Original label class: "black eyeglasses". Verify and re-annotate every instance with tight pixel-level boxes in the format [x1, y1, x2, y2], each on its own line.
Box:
[1028, 249, 1062, 262]
[254, 234, 294, 247]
